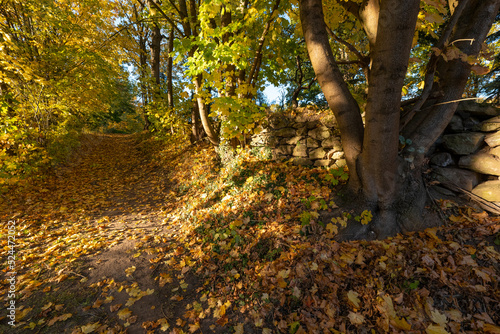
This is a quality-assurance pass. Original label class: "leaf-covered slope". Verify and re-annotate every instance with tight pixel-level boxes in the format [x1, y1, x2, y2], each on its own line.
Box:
[0, 133, 499, 333]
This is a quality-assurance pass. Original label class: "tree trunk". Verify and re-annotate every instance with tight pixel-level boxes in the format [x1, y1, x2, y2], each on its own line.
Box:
[301, 0, 500, 239]
[190, 98, 204, 143]
[194, 75, 219, 145]
[355, 0, 420, 238]
[167, 27, 174, 110]
[299, 0, 364, 190]
[148, 0, 162, 102]
[403, 0, 500, 165]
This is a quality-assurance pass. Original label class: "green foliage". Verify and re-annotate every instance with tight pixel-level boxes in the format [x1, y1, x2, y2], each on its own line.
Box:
[325, 167, 349, 186]
[354, 210, 373, 225]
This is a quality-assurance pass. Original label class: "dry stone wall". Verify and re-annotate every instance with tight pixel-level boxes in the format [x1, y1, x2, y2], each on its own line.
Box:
[429, 101, 500, 209]
[251, 102, 500, 211]
[250, 109, 346, 168]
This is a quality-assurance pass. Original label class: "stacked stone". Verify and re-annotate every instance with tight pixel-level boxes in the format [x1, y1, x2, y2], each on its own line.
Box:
[430, 101, 500, 208]
[250, 109, 346, 168]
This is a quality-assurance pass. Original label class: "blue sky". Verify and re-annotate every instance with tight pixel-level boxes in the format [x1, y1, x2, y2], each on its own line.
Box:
[263, 84, 283, 105]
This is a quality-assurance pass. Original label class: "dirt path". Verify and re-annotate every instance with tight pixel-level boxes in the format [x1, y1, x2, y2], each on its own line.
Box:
[1, 134, 193, 334]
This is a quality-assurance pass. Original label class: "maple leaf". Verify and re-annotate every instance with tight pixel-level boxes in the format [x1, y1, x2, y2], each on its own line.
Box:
[426, 324, 449, 334]
[157, 318, 170, 331]
[234, 323, 245, 334]
[81, 322, 101, 333]
[348, 312, 365, 325]
[125, 266, 136, 277]
[188, 322, 200, 333]
[347, 290, 361, 309]
[117, 308, 132, 320]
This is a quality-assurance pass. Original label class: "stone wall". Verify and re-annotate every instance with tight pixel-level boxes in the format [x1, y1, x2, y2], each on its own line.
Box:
[429, 101, 500, 209]
[251, 102, 500, 210]
[250, 108, 346, 168]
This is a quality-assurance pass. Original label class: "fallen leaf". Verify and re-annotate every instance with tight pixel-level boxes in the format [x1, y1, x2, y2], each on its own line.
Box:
[234, 322, 244, 334]
[347, 290, 361, 309]
[81, 322, 101, 333]
[426, 324, 449, 334]
[188, 322, 200, 333]
[117, 308, 132, 320]
[157, 318, 170, 331]
[431, 310, 447, 326]
[484, 323, 500, 333]
[348, 311, 365, 325]
[125, 266, 136, 277]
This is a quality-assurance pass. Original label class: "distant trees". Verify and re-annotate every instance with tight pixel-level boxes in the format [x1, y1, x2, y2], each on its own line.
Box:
[0, 0, 130, 180]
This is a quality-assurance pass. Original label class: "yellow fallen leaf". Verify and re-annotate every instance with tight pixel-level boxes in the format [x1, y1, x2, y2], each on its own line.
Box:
[347, 290, 361, 309]
[277, 269, 290, 279]
[277, 277, 287, 288]
[188, 322, 200, 333]
[392, 317, 411, 330]
[41, 302, 53, 311]
[157, 318, 170, 331]
[125, 266, 136, 277]
[81, 322, 101, 333]
[104, 296, 114, 303]
[16, 307, 33, 321]
[348, 311, 365, 325]
[484, 323, 500, 333]
[326, 223, 338, 234]
[234, 322, 244, 334]
[426, 324, 449, 334]
[431, 310, 447, 326]
[117, 308, 132, 320]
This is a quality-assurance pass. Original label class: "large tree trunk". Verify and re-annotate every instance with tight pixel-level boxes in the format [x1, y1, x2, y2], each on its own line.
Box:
[355, 0, 420, 238]
[299, 0, 364, 190]
[300, 0, 499, 240]
[403, 0, 500, 164]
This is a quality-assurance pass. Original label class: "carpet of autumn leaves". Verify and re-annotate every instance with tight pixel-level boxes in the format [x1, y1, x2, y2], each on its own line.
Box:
[1, 133, 499, 334]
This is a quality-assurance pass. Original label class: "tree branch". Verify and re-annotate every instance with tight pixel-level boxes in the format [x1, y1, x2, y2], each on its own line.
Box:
[246, 0, 281, 87]
[325, 25, 368, 64]
[141, 0, 184, 36]
[400, 0, 471, 131]
[336, 0, 361, 21]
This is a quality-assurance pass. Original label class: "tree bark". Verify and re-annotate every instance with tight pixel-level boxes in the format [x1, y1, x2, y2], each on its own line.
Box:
[148, 0, 162, 102]
[404, 0, 500, 166]
[301, 0, 500, 239]
[299, 0, 364, 190]
[167, 27, 174, 110]
[356, 0, 420, 238]
[194, 75, 219, 145]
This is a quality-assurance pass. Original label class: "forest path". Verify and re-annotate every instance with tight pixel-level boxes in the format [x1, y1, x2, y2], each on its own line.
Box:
[1, 134, 192, 334]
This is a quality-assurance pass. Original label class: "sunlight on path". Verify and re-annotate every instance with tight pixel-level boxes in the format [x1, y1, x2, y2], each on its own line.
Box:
[0, 134, 180, 334]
